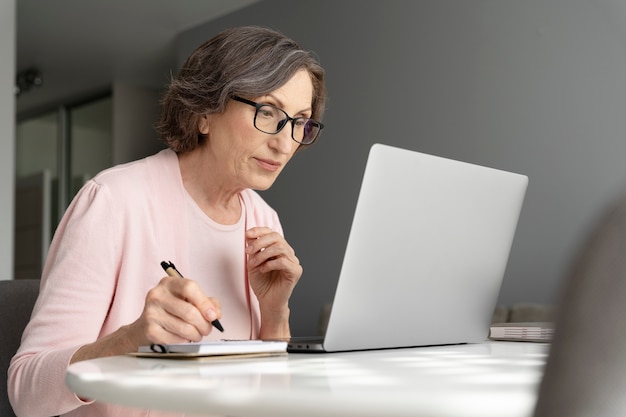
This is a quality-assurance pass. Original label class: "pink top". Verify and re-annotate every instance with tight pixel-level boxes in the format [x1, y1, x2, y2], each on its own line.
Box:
[8, 149, 283, 417]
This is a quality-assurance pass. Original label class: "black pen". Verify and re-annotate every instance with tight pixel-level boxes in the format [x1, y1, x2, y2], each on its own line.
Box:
[160, 260, 224, 332]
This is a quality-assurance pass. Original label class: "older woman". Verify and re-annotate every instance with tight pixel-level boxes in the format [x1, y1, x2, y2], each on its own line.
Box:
[9, 26, 326, 417]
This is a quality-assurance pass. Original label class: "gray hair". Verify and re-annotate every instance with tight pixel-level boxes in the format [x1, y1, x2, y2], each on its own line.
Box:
[156, 26, 327, 152]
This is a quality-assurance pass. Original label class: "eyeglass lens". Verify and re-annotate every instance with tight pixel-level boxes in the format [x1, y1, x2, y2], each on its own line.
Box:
[255, 105, 321, 144]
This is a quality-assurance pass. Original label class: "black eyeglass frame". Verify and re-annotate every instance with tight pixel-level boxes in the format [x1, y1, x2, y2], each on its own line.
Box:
[232, 95, 324, 145]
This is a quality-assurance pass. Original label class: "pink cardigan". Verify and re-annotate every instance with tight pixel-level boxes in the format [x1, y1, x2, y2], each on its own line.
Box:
[8, 149, 282, 417]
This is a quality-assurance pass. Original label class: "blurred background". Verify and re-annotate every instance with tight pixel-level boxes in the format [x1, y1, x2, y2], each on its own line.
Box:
[3, 0, 626, 336]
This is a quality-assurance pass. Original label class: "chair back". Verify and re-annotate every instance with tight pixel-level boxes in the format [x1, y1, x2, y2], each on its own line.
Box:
[534, 193, 626, 416]
[0, 279, 40, 417]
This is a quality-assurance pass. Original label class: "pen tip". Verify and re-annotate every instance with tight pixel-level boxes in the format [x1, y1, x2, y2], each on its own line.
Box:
[160, 261, 170, 271]
[213, 319, 225, 332]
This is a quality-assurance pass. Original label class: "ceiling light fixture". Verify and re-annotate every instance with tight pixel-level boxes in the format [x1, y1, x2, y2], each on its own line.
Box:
[15, 68, 43, 97]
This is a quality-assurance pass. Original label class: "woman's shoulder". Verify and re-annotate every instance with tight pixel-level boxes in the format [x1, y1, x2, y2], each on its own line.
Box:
[91, 149, 175, 186]
[82, 149, 175, 198]
[70, 149, 179, 212]
[61, 149, 182, 235]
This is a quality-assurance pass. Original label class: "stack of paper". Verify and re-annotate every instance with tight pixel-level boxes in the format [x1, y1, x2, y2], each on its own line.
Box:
[489, 322, 554, 342]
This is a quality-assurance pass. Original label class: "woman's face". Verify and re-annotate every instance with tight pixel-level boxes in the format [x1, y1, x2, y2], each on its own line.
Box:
[200, 69, 314, 192]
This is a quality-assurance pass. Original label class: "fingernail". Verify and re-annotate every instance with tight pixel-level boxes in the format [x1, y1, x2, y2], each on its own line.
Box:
[205, 308, 217, 322]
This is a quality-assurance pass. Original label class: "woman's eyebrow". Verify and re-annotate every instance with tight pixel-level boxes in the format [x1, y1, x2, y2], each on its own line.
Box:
[263, 94, 312, 115]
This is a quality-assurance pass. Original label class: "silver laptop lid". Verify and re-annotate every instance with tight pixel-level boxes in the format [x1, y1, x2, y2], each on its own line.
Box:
[323, 144, 528, 352]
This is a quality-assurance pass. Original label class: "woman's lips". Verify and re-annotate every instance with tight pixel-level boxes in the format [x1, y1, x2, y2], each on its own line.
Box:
[255, 157, 281, 172]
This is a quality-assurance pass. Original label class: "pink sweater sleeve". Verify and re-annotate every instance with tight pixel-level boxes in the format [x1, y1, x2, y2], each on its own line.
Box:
[8, 180, 121, 417]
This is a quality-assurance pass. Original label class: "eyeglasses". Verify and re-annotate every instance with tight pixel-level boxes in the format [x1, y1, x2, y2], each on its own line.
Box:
[232, 96, 324, 145]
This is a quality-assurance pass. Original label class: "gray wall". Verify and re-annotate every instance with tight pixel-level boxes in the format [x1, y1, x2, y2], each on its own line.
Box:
[0, 0, 15, 281]
[177, 0, 626, 336]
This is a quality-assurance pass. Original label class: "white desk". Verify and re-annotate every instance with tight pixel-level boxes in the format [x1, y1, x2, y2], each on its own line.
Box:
[66, 341, 549, 417]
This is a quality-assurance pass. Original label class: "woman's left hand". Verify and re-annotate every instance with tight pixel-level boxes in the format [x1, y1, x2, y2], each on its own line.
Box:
[245, 227, 302, 336]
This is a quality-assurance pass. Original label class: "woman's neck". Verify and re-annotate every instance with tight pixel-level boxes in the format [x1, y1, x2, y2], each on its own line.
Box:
[177, 149, 243, 225]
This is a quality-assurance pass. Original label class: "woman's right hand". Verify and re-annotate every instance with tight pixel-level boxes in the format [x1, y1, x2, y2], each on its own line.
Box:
[132, 276, 222, 345]
[70, 276, 221, 363]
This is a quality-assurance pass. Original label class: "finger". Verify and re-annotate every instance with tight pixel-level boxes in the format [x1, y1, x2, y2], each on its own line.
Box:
[196, 296, 222, 324]
[245, 227, 273, 239]
[144, 287, 207, 342]
[248, 242, 280, 265]
[246, 232, 288, 257]
[245, 228, 280, 252]
[142, 319, 194, 345]
[248, 243, 297, 271]
[156, 309, 206, 342]
[151, 278, 218, 338]
[171, 277, 222, 321]
[250, 248, 302, 278]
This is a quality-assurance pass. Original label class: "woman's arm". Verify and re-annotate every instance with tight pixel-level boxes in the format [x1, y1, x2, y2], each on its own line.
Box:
[8, 181, 122, 416]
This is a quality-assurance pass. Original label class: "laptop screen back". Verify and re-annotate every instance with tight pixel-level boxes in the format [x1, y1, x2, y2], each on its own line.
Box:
[322, 144, 528, 352]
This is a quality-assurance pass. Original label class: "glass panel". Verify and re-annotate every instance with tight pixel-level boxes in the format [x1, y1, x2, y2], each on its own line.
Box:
[14, 95, 113, 280]
[15, 111, 57, 279]
[16, 111, 58, 179]
[70, 96, 113, 196]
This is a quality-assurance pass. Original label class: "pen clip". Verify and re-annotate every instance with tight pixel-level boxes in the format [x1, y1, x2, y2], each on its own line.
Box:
[168, 261, 184, 278]
[161, 260, 184, 278]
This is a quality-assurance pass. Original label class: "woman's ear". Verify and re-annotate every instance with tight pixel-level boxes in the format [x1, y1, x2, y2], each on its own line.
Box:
[198, 115, 210, 135]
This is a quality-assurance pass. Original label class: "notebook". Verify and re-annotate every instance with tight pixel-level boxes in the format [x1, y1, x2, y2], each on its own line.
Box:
[133, 340, 288, 358]
[288, 143, 528, 353]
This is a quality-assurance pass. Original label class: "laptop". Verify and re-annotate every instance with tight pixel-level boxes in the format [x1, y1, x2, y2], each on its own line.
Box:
[288, 143, 528, 353]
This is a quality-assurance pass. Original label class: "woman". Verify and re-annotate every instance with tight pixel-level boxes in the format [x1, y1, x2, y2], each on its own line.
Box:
[9, 25, 326, 417]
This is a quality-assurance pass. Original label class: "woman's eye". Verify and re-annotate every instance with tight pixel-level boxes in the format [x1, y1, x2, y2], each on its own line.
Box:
[258, 106, 279, 119]
[258, 110, 273, 118]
